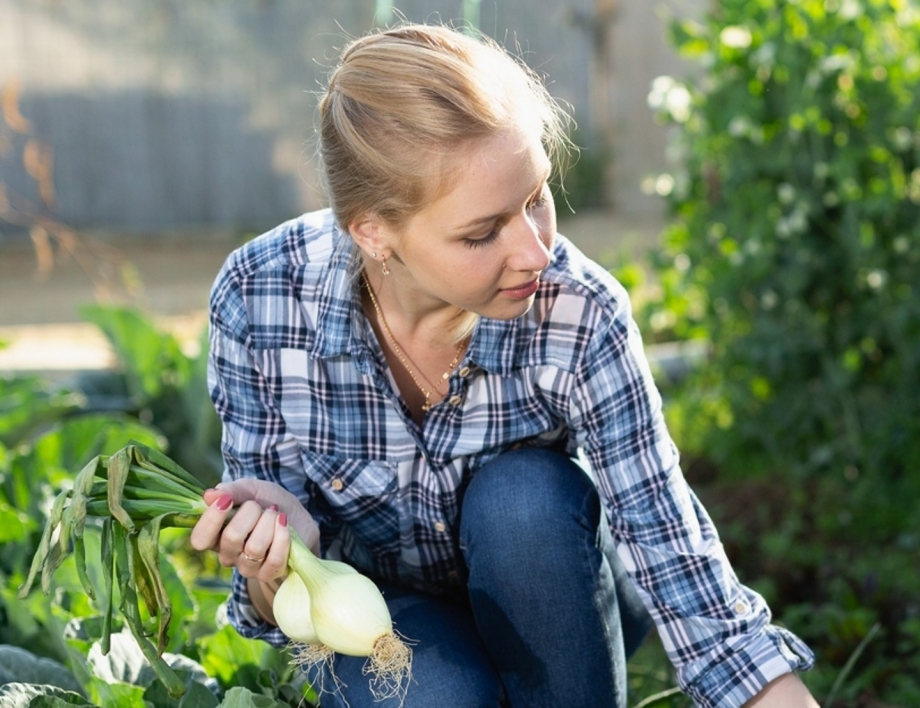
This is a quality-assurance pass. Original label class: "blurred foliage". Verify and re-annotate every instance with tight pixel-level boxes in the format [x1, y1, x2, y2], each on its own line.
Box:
[0, 309, 313, 707]
[640, 0, 920, 703]
[77, 304, 224, 488]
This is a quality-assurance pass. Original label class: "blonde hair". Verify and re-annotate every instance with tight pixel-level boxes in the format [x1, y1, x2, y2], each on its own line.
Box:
[318, 23, 572, 232]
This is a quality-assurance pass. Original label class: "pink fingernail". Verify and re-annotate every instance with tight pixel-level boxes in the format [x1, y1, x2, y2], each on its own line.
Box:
[278, 513, 288, 527]
[216, 494, 233, 511]
[269, 504, 279, 512]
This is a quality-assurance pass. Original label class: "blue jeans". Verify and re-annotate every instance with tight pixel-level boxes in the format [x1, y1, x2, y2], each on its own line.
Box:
[311, 449, 652, 707]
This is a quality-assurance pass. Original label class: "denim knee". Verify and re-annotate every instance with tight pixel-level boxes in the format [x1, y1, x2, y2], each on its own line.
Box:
[458, 447, 653, 660]
[459, 447, 598, 550]
[457, 448, 646, 707]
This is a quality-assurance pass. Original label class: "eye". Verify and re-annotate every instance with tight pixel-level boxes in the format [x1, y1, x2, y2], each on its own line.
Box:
[463, 227, 500, 249]
[527, 186, 550, 211]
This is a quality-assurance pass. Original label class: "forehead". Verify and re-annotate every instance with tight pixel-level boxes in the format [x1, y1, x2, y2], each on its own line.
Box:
[429, 130, 550, 213]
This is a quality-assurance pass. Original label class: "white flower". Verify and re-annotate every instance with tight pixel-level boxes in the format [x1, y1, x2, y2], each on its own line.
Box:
[891, 127, 913, 152]
[647, 76, 676, 110]
[719, 26, 752, 49]
[777, 183, 796, 205]
[655, 174, 675, 196]
[648, 76, 692, 122]
[866, 270, 886, 289]
[728, 116, 753, 137]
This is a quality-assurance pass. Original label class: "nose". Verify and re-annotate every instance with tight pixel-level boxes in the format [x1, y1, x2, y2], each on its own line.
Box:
[507, 212, 552, 273]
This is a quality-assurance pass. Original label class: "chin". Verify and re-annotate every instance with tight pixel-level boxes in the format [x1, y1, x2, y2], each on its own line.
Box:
[481, 297, 537, 321]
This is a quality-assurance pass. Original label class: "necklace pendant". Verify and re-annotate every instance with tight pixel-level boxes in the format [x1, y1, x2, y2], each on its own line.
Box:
[421, 401, 432, 412]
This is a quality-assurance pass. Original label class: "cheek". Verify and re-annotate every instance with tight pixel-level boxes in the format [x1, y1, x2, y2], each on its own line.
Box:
[446, 252, 505, 295]
[458, 251, 503, 278]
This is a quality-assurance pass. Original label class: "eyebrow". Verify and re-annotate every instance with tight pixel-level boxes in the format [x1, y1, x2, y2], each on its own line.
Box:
[458, 211, 506, 229]
[453, 164, 552, 232]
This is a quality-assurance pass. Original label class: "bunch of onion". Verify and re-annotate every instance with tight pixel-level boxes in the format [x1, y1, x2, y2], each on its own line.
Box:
[19, 441, 412, 700]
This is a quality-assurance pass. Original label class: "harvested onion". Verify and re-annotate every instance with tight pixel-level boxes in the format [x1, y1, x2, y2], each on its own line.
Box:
[279, 533, 413, 702]
[19, 441, 412, 703]
[273, 571, 322, 644]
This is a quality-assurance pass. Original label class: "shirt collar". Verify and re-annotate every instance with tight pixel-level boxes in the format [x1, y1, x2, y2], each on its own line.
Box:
[466, 287, 556, 376]
[310, 224, 376, 366]
[465, 317, 520, 375]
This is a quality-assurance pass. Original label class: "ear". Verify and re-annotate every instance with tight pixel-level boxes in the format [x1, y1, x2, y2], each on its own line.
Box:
[348, 213, 393, 259]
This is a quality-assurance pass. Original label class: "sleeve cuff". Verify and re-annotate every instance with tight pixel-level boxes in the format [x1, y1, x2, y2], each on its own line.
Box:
[225, 570, 291, 649]
[680, 625, 815, 708]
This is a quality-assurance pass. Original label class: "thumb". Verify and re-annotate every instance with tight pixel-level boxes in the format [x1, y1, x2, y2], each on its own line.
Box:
[213, 478, 300, 511]
[202, 487, 224, 505]
[208, 479, 259, 505]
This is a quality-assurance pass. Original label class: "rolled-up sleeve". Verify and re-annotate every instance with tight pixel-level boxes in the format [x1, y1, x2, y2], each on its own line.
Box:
[569, 280, 814, 707]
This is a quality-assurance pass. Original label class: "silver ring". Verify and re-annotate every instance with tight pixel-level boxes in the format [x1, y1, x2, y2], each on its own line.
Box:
[241, 552, 265, 563]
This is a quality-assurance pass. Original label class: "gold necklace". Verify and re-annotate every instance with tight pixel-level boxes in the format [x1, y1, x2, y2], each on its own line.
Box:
[363, 274, 466, 412]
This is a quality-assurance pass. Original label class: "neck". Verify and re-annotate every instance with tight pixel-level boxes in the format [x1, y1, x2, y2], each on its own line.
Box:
[362, 271, 470, 420]
[361, 264, 467, 349]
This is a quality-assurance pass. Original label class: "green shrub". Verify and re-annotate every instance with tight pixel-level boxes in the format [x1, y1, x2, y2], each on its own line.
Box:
[643, 0, 920, 700]
[648, 0, 920, 498]
[0, 321, 311, 707]
[652, 0, 920, 498]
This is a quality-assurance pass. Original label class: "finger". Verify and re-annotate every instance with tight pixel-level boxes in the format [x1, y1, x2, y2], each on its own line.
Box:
[238, 504, 279, 577]
[258, 511, 291, 582]
[216, 499, 263, 566]
[211, 480, 319, 550]
[189, 493, 235, 552]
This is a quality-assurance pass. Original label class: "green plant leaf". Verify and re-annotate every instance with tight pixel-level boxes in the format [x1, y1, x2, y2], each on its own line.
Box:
[79, 305, 191, 402]
[0, 500, 29, 544]
[0, 645, 83, 694]
[216, 686, 289, 708]
[85, 630, 218, 696]
[0, 683, 94, 708]
[0, 376, 84, 449]
[196, 626, 278, 691]
[144, 678, 220, 708]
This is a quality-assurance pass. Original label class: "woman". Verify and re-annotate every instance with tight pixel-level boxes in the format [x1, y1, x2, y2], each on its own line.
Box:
[190, 23, 818, 708]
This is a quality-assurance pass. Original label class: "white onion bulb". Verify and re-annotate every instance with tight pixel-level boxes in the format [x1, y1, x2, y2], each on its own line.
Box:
[276, 532, 413, 702]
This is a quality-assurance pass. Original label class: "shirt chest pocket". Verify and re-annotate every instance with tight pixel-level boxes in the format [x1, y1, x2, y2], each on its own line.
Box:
[300, 449, 400, 553]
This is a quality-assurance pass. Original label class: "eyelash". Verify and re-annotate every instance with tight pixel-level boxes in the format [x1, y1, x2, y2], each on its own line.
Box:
[463, 192, 549, 250]
[464, 229, 500, 250]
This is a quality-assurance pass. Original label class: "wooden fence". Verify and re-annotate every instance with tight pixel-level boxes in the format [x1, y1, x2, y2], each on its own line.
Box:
[0, 0, 700, 234]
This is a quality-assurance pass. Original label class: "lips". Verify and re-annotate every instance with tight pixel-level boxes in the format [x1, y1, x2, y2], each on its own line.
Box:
[502, 279, 540, 300]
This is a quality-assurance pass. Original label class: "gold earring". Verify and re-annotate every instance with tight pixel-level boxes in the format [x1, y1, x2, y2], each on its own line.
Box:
[381, 255, 390, 276]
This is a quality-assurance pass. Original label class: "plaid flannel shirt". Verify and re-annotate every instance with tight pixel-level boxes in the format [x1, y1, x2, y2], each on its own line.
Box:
[207, 208, 814, 707]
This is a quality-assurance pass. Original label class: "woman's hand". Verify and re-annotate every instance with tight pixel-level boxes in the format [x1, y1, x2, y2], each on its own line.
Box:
[189, 478, 320, 584]
[189, 478, 320, 626]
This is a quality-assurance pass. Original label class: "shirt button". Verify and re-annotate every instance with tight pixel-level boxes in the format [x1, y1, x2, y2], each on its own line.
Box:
[458, 366, 471, 377]
[448, 394, 463, 406]
[434, 521, 447, 533]
[330, 477, 344, 492]
[733, 600, 749, 615]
